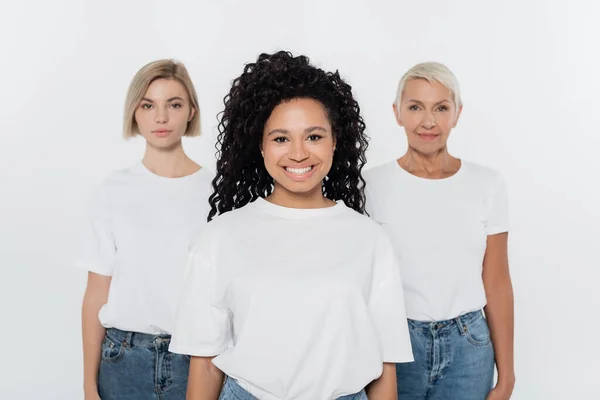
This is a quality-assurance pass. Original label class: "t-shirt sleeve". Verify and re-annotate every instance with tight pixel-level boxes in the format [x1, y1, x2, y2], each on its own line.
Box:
[169, 251, 233, 357]
[368, 229, 414, 363]
[74, 185, 115, 276]
[484, 172, 510, 235]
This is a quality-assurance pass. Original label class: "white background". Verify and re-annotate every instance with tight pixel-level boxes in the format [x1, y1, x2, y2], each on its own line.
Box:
[1, 0, 598, 398]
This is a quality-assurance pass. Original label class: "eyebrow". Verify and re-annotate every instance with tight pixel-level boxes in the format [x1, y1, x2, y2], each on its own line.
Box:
[267, 126, 329, 136]
[406, 99, 451, 106]
[141, 96, 185, 103]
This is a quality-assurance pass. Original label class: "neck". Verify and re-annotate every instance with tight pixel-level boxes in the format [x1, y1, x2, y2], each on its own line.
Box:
[398, 147, 460, 178]
[142, 141, 199, 178]
[267, 183, 334, 209]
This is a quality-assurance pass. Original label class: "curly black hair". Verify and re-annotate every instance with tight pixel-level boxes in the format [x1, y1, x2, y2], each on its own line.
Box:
[208, 50, 369, 221]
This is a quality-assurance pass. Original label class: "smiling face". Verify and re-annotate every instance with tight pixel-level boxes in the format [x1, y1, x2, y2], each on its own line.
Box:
[261, 98, 335, 202]
[134, 78, 195, 150]
[393, 78, 462, 155]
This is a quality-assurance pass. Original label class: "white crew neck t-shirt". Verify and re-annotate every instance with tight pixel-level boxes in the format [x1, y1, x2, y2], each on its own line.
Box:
[364, 160, 509, 322]
[75, 162, 213, 334]
[169, 198, 413, 400]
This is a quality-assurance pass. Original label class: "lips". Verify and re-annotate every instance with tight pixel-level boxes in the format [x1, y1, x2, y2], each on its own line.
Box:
[282, 165, 317, 182]
[417, 133, 439, 141]
[152, 129, 172, 138]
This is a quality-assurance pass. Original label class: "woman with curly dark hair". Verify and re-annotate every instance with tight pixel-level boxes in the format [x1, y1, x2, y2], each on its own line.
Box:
[170, 51, 413, 400]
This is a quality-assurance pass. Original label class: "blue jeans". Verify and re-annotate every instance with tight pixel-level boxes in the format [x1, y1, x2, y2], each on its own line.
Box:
[218, 376, 368, 400]
[396, 310, 495, 400]
[98, 328, 190, 400]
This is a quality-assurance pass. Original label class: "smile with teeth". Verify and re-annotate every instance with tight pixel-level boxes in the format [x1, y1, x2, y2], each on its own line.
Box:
[285, 166, 313, 175]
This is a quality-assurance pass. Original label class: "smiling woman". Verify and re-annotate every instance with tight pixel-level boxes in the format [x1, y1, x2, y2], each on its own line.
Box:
[261, 98, 336, 207]
[168, 51, 414, 400]
[364, 62, 515, 400]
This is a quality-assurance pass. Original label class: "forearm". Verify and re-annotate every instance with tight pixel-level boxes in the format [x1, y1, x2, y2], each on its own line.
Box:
[484, 276, 515, 384]
[366, 362, 397, 400]
[81, 293, 106, 394]
[187, 356, 225, 400]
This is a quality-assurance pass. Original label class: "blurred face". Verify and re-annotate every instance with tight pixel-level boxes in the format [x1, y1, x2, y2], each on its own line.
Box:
[393, 78, 462, 155]
[261, 98, 335, 198]
[134, 78, 195, 149]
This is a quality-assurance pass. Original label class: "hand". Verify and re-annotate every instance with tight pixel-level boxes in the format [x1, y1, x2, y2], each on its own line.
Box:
[487, 378, 515, 400]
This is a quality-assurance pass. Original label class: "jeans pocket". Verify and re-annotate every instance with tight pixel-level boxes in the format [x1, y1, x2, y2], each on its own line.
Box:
[465, 316, 491, 346]
[101, 333, 125, 362]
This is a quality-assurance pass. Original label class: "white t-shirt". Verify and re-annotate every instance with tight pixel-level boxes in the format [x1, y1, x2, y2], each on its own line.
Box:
[364, 160, 509, 322]
[75, 162, 213, 334]
[169, 198, 413, 400]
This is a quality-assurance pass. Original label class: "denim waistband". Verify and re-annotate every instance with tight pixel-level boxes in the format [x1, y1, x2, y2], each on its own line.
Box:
[105, 327, 171, 348]
[407, 309, 485, 335]
[223, 376, 366, 400]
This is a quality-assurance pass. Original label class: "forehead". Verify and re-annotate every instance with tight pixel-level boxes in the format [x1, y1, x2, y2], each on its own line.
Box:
[144, 78, 189, 99]
[402, 78, 452, 102]
[265, 98, 331, 128]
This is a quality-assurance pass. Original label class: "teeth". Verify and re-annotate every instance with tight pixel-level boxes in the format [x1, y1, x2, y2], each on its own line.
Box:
[285, 166, 313, 175]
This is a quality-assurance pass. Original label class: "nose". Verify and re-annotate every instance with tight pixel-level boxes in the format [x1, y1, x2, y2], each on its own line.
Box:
[288, 140, 309, 162]
[421, 111, 436, 130]
[155, 107, 168, 124]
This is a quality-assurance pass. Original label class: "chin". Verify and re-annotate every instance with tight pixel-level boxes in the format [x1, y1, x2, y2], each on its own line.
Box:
[147, 138, 182, 149]
[278, 180, 322, 195]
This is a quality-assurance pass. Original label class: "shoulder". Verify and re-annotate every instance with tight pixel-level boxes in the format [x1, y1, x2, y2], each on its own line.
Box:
[192, 166, 215, 187]
[363, 160, 400, 201]
[95, 163, 146, 193]
[338, 205, 387, 234]
[363, 160, 397, 184]
[461, 161, 505, 190]
[189, 203, 255, 259]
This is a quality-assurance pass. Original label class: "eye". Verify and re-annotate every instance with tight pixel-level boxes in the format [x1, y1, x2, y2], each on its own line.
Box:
[436, 105, 449, 112]
[408, 104, 420, 111]
[307, 134, 323, 142]
[170, 103, 183, 109]
[273, 136, 288, 143]
[141, 103, 153, 110]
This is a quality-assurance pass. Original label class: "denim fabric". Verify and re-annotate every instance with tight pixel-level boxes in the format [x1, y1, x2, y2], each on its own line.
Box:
[396, 310, 495, 400]
[218, 376, 368, 400]
[98, 328, 189, 399]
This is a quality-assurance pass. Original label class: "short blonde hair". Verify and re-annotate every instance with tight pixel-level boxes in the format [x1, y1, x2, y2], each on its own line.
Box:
[123, 59, 200, 139]
[394, 62, 462, 111]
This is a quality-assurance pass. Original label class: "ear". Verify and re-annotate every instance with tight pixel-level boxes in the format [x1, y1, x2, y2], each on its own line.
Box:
[392, 103, 404, 127]
[188, 107, 196, 122]
[453, 105, 463, 128]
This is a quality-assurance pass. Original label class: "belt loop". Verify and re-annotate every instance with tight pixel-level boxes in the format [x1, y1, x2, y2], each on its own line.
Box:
[455, 314, 468, 335]
[124, 331, 134, 348]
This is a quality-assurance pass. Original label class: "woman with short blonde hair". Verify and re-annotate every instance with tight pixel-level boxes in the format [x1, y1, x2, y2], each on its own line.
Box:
[365, 61, 515, 399]
[78, 59, 212, 400]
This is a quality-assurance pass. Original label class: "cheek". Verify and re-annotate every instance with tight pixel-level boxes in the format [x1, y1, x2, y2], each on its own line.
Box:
[315, 144, 335, 165]
[401, 116, 420, 132]
[262, 144, 284, 166]
[439, 116, 456, 132]
[134, 111, 153, 134]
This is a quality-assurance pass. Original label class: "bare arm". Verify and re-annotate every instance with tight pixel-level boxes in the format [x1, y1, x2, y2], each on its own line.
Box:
[186, 356, 224, 400]
[366, 362, 397, 400]
[482, 233, 515, 399]
[81, 272, 111, 399]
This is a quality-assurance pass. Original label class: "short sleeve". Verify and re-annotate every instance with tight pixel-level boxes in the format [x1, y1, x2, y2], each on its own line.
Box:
[484, 173, 509, 235]
[368, 229, 414, 363]
[74, 185, 115, 276]
[169, 252, 232, 357]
